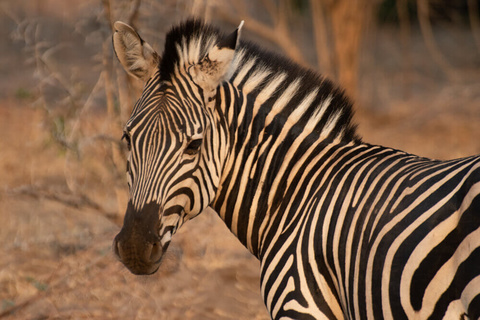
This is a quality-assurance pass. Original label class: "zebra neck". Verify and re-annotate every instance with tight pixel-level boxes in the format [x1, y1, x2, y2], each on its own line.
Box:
[212, 80, 358, 257]
[211, 47, 361, 257]
[211, 123, 359, 258]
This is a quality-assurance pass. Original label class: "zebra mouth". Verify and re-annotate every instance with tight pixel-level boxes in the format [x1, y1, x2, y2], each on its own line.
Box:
[149, 265, 161, 275]
[130, 262, 161, 276]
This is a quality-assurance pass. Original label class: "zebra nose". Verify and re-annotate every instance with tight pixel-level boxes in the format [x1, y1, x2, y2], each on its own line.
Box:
[112, 236, 161, 262]
[112, 237, 163, 275]
[113, 202, 163, 274]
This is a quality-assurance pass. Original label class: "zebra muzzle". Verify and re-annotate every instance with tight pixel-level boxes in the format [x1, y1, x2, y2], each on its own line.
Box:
[113, 202, 165, 275]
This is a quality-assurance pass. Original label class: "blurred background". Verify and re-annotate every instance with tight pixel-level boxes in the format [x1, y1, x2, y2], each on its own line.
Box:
[0, 0, 479, 319]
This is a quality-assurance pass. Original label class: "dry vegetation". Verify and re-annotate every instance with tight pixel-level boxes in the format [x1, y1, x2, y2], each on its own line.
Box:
[0, 0, 479, 319]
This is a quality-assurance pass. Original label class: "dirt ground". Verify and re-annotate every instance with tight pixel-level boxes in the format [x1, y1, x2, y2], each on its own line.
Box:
[0, 102, 268, 320]
[1, 1, 480, 320]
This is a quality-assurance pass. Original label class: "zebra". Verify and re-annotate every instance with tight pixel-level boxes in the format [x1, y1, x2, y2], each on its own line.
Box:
[111, 19, 480, 319]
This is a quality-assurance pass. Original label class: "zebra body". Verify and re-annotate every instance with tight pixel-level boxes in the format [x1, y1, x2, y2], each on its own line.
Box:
[112, 19, 480, 319]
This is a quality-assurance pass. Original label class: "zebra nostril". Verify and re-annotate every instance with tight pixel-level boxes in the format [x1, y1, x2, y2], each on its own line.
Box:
[113, 238, 122, 260]
[150, 241, 163, 263]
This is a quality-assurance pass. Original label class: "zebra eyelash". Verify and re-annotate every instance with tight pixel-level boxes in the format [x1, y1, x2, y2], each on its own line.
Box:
[122, 132, 131, 151]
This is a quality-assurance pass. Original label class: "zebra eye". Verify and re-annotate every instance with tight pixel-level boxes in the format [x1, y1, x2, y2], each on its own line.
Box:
[185, 138, 202, 155]
[122, 132, 131, 151]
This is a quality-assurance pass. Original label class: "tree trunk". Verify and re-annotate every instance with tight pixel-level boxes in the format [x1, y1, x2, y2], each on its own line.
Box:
[312, 0, 375, 100]
[329, 0, 373, 98]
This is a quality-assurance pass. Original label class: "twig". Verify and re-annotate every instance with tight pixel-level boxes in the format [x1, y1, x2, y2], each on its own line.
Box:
[397, 0, 412, 98]
[416, 0, 459, 80]
[4, 185, 120, 225]
[0, 249, 111, 319]
[102, 0, 113, 30]
[127, 0, 142, 27]
[0, 291, 45, 318]
[310, 0, 333, 77]
[467, 0, 480, 54]
[217, 2, 307, 66]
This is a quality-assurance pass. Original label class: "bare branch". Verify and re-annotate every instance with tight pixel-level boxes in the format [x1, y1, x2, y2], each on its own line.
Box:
[102, 0, 113, 30]
[0, 246, 111, 319]
[216, 4, 307, 66]
[416, 0, 459, 80]
[397, 0, 413, 97]
[260, 0, 277, 18]
[127, 0, 142, 26]
[4, 185, 120, 225]
[468, 0, 480, 55]
[311, 0, 333, 77]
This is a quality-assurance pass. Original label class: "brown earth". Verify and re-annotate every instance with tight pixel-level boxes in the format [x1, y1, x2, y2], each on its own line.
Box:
[0, 100, 268, 319]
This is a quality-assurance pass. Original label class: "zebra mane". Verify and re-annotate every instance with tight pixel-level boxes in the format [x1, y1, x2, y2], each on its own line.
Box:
[160, 19, 360, 143]
[160, 19, 221, 81]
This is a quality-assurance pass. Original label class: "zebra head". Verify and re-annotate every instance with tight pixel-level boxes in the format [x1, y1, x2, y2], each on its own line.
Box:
[112, 20, 242, 275]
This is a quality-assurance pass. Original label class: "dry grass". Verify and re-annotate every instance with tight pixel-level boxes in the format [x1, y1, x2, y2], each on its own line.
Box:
[0, 99, 268, 319]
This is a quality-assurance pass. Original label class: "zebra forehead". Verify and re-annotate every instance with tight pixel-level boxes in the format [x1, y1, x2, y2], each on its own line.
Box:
[160, 19, 221, 80]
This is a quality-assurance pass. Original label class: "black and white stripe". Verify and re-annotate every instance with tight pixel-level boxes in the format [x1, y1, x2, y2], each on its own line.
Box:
[117, 19, 480, 319]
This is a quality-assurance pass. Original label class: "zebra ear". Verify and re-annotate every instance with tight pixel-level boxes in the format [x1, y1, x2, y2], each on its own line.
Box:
[113, 21, 159, 82]
[192, 21, 244, 93]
